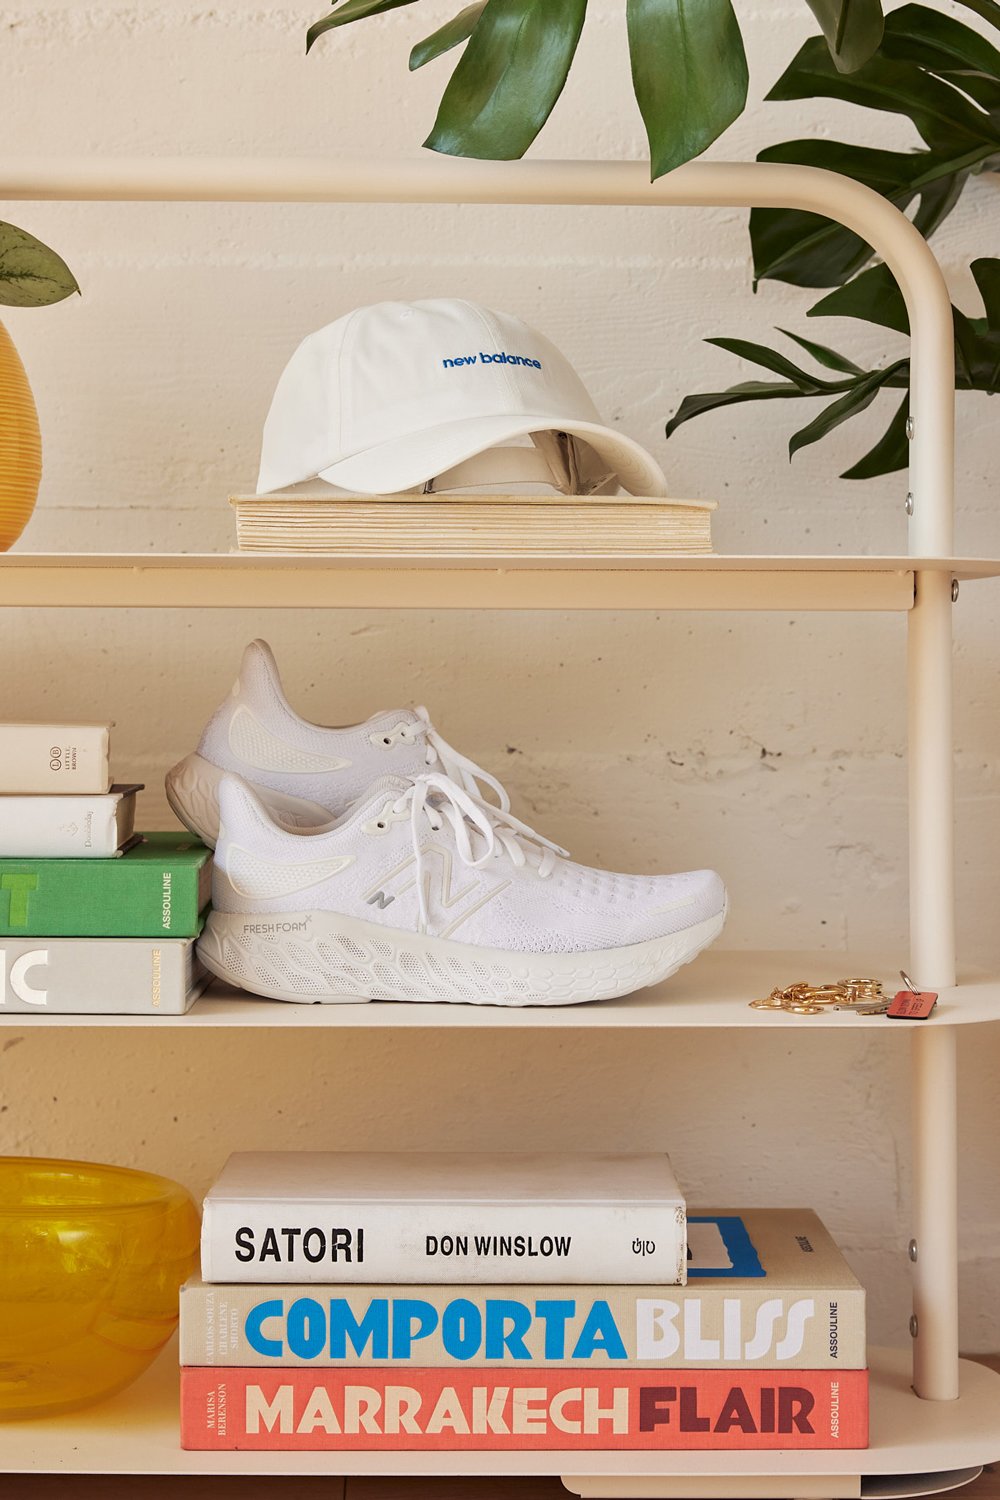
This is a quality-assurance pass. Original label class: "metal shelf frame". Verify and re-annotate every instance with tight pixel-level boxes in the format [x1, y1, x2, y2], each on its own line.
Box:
[0, 154, 986, 1492]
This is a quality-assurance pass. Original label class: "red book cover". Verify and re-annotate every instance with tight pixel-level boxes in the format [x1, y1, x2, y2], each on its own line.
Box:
[180, 1366, 868, 1451]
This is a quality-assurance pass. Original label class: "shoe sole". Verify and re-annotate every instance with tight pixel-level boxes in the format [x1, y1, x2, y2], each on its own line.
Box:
[165, 753, 336, 849]
[196, 904, 727, 1008]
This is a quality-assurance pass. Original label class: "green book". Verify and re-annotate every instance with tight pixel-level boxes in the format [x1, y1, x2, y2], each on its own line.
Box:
[0, 833, 212, 937]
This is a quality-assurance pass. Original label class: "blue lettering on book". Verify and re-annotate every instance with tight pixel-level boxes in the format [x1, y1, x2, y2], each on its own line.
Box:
[442, 352, 542, 370]
[243, 1295, 627, 1362]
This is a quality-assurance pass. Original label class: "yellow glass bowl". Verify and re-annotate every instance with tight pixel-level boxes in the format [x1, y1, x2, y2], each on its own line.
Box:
[0, 1156, 200, 1419]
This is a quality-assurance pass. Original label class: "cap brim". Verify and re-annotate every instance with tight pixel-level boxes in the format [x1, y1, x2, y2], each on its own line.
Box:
[269, 413, 668, 498]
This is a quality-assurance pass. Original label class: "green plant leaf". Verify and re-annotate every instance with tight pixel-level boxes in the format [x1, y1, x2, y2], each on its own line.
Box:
[787, 369, 890, 458]
[664, 380, 808, 439]
[750, 140, 952, 288]
[410, 3, 487, 69]
[971, 257, 1000, 333]
[802, 0, 884, 72]
[0, 222, 79, 308]
[627, 0, 748, 179]
[953, 0, 1000, 31]
[423, 0, 587, 160]
[766, 33, 1000, 150]
[808, 263, 909, 333]
[705, 335, 846, 390]
[881, 4, 1000, 78]
[778, 327, 866, 374]
[307, 0, 419, 53]
[840, 392, 910, 478]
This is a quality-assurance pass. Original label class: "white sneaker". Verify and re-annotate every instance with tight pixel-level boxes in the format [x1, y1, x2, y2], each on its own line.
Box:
[197, 772, 727, 1008]
[165, 639, 509, 847]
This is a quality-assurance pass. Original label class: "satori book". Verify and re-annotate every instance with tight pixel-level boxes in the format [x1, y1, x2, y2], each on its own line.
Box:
[228, 491, 716, 557]
[200, 1152, 687, 1286]
[179, 1365, 868, 1451]
[0, 722, 112, 794]
[179, 1208, 865, 1369]
[0, 784, 142, 858]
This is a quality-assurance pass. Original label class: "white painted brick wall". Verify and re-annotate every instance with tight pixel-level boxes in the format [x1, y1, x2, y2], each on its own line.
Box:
[2, 1, 999, 1348]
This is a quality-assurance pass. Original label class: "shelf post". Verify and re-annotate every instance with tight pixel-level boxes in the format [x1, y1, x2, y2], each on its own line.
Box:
[911, 1024, 960, 1400]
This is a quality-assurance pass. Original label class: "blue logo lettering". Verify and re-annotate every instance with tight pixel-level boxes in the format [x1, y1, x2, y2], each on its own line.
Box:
[442, 352, 542, 370]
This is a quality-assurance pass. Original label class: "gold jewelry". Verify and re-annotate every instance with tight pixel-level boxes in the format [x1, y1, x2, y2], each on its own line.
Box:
[749, 977, 886, 1016]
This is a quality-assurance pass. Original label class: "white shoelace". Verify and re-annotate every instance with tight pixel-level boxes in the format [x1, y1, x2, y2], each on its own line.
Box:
[411, 707, 512, 811]
[388, 773, 568, 932]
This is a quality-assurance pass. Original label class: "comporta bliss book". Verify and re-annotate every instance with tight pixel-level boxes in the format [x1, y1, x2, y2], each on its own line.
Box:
[180, 1366, 868, 1452]
[0, 784, 142, 858]
[180, 1208, 864, 1370]
[0, 722, 113, 794]
[200, 1152, 687, 1286]
[0, 833, 212, 937]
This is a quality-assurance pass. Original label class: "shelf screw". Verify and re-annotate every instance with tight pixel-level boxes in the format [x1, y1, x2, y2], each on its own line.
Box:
[952, 578, 960, 603]
[906, 416, 915, 440]
[908, 1239, 918, 1262]
[910, 1314, 919, 1338]
[905, 493, 914, 516]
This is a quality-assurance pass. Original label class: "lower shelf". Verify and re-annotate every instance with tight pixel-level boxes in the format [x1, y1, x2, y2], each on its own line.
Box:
[3, 1346, 999, 1489]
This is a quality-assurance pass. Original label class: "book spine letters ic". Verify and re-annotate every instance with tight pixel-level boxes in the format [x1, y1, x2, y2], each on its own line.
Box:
[200, 1205, 687, 1286]
[179, 1282, 866, 1369]
[179, 1366, 868, 1451]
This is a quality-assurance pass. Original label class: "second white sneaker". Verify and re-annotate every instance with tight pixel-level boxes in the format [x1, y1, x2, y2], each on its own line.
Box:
[197, 771, 727, 1008]
[166, 639, 510, 846]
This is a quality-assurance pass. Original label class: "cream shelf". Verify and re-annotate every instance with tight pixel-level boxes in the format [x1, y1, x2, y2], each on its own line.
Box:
[2, 155, 998, 1497]
[1, 1343, 998, 1497]
[0, 552, 998, 612]
[2, 951, 998, 1029]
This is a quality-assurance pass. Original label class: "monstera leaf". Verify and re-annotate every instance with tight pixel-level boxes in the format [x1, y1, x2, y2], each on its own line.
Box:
[306, 0, 888, 179]
[751, 5, 1000, 287]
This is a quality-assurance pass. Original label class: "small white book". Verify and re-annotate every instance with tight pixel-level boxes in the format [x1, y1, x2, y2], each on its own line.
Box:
[0, 784, 142, 858]
[0, 723, 112, 794]
[200, 1152, 687, 1286]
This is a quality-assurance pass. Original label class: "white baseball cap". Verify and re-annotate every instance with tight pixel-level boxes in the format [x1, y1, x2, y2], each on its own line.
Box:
[256, 298, 668, 498]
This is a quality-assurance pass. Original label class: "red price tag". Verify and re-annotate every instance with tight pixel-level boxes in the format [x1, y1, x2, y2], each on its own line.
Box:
[887, 990, 938, 1020]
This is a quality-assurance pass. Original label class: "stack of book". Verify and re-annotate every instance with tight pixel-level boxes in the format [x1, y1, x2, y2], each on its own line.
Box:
[180, 1152, 868, 1454]
[0, 722, 212, 1014]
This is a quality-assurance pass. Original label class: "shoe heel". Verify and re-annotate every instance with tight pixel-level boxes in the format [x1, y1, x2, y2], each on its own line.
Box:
[197, 910, 372, 1005]
[165, 753, 224, 847]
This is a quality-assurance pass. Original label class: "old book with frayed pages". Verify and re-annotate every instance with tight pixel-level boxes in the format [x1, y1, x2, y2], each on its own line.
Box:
[229, 492, 716, 556]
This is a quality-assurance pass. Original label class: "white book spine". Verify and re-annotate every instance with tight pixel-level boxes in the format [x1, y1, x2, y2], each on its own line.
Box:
[0, 787, 137, 857]
[201, 1202, 686, 1286]
[0, 725, 111, 793]
[0, 936, 207, 1013]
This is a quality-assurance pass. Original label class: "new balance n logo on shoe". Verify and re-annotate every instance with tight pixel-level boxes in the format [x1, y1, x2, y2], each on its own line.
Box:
[362, 845, 509, 937]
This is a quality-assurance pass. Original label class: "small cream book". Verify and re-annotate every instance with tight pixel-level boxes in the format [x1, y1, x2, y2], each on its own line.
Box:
[229, 492, 716, 556]
[0, 723, 112, 793]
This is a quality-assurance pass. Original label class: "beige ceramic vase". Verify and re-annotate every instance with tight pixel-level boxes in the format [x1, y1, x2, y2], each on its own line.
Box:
[0, 319, 42, 550]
